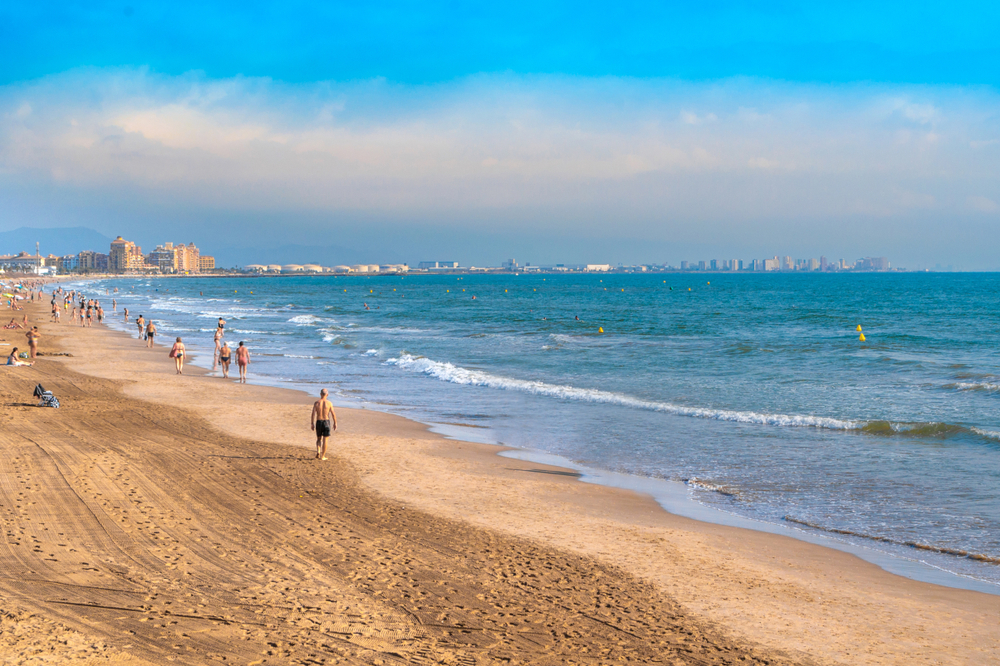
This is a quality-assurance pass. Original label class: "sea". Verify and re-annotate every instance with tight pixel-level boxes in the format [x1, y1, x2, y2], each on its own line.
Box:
[65, 272, 1000, 592]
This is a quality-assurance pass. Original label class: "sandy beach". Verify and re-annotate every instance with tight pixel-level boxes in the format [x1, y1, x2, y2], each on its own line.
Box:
[2, 297, 999, 665]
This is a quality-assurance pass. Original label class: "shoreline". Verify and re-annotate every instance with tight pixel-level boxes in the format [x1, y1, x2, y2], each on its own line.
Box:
[31, 288, 1000, 663]
[6, 298, 791, 665]
[82, 276, 1000, 597]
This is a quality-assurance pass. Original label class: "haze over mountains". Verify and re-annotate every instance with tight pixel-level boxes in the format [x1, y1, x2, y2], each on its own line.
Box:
[0, 227, 113, 257]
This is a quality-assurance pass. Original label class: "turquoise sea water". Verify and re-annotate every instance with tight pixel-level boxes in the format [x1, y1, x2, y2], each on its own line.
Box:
[70, 273, 1000, 588]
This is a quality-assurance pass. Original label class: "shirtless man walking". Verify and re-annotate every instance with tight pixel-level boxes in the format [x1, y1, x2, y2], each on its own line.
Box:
[310, 389, 338, 460]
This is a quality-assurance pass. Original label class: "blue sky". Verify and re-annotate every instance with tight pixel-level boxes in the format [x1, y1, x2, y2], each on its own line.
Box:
[5, 2, 1000, 85]
[1, 2, 999, 267]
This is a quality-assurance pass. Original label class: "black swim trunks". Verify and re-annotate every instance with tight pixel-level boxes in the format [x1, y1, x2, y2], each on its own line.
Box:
[315, 419, 331, 437]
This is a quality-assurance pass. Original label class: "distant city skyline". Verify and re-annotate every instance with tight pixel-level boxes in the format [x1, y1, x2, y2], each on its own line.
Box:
[0, 230, 901, 275]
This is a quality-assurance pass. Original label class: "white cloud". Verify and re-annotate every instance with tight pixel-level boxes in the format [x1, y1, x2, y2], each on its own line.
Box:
[1, 69, 999, 228]
[968, 195, 1000, 213]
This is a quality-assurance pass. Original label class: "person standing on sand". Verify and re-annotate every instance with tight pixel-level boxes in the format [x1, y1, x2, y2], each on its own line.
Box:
[218, 341, 232, 378]
[310, 388, 338, 460]
[145, 320, 157, 348]
[25, 326, 39, 359]
[169, 337, 186, 374]
[235, 341, 250, 383]
[213, 327, 224, 368]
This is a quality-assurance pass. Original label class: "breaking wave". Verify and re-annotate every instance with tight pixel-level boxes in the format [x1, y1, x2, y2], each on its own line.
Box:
[385, 353, 857, 429]
[384, 353, 1000, 441]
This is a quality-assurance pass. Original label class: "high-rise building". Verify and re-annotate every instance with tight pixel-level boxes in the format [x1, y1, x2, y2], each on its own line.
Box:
[109, 236, 143, 272]
[710, 259, 718, 270]
[199, 255, 216, 271]
[148, 245, 178, 272]
[176, 243, 201, 272]
[680, 261, 689, 270]
[809, 258, 820, 270]
[764, 257, 780, 271]
[698, 260, 706, 270]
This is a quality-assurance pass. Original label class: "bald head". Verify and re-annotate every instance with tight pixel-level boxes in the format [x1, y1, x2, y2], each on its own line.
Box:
[320, 389, 328, 397]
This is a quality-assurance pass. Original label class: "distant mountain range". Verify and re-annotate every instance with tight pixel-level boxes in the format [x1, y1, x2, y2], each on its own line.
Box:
[0, 227, 114, 256]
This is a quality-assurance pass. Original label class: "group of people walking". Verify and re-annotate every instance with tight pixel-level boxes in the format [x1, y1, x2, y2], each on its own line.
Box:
[156, 315, 250, 381]
[11, 285, 337, 463]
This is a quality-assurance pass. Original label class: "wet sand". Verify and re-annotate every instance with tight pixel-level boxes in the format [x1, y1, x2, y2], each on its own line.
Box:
[1, 298, 999, 664]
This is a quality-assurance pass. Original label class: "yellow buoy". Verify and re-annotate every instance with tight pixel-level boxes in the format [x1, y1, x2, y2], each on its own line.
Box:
[688, 288, 692, 291]
[856, 324, 862, 331]
[859, 333, 866, 342]
[446, 289, 450, 293]
[505, 289, 508, 293]
[707, 281, 710, 285]
[598, 327, 604, 333]
[621, 288, 624, 292]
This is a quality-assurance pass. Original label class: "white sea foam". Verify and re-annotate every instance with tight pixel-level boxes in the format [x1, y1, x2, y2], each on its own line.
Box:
[288, 314, 326, 324]
[384, 353, 859, 430]
[951, 382, 1000, 392]
[363, 349, 380, 356]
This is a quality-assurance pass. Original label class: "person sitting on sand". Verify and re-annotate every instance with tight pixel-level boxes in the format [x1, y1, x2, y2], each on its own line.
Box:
[169, 337, 186, 374]
[235, 341, 250, 384]
[4, 318, 22, 329]
[218, 341, 232, 379]
[310, 388, 338, 460]
[7, 347, 32, 366]
[145, 320, 156, 348]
